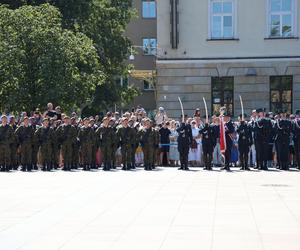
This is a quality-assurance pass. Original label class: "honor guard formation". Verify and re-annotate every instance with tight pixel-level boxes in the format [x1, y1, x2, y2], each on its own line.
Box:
[0, 102, 300, 172]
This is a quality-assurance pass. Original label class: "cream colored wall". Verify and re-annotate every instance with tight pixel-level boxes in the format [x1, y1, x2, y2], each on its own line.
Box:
[157, 0, 300, 59]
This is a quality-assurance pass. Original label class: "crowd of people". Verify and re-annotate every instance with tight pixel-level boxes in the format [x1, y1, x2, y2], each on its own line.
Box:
[0, 102, 300, 172]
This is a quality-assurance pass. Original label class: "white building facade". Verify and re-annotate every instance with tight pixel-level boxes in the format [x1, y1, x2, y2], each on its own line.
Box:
[156, 0, 300, 117]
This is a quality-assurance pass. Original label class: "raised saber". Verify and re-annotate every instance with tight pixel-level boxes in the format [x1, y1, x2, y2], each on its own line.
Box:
[203, 97, 208, 124]
[239, 95, 244, 121]
[178, 97, 184, 123]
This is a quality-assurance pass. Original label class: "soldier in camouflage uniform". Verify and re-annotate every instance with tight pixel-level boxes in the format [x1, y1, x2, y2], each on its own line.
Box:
[57, 116, 77, 171]
[51, 120, 62, 170]
[96, 117, 114, 171]
[15, 117, 34, 171]
[138, 118, 157, 171]
[10, 116, 18, 170]
[109, 118, 118, 169]
[116, 117, 136, 170]
[78, 118, 95, 171]
[35, 118, 54, 171]
[129, 119, 139, 169]
[0, 115, 14, 171]
[71, 117, 80, 169]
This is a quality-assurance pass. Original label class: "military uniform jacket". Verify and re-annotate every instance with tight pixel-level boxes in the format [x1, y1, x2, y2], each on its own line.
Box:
[78, 126, 95, 145]
[254, 118, 273, 143]
[95, 126, 115, 147]
[138, 127, 157, 147]
[200, 124, 216, 148]
[237, 122, 252, 147]
[35, 126, 54, 146]
[293, 119, 300, 144]
[274, 119, 291, 143]
[0, 124, 14, 145]
[15, 125, 34, 145]
[116, 126, 135, 147]
[57, 124, 77, 145]
[177, 123, 193, 148]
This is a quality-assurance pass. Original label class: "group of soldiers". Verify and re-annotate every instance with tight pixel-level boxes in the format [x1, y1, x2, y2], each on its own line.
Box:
[0, 107, 300, 172]
[0, 112, 160, 172]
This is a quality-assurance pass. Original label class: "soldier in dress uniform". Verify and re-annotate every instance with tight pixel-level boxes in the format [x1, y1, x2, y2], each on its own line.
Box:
[237, 115, 252, 170]
[129, 118, 138, 169]
[139, 118, 157, 170]
[200, 120, 216, 170]
[116, 117, 135, 170]
[15, 117, 34, 171]
[221, 112, 235, 171]
[71, 117, 80, 169]
[254, 108, 273, 170]
[152, 121, 160, 169]
[78, 118, 95, 171]
[35, 118, 54, 171]
[96, 117, 114, 171]
[274, 110, 292, 170]
[57, 116, 77, 171]
[177, 116, 193, 171]
[293, 110, 300, 169]
[0, 115, 14, 171]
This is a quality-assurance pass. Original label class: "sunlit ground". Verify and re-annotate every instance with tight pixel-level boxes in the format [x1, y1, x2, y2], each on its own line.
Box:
[0, 167, 300, 250]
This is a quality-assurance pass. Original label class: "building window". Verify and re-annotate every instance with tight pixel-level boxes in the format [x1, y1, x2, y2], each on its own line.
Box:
[115, 77, 128, 88]
[268, 0, 296, 37]
[142, 0, 156, 18]
[212, 77, 234, 115]
[143, 80, 154, 91]
[142, 38, 157, 55]
[210, 0, 235, 39]
[270, 76, 293, 113]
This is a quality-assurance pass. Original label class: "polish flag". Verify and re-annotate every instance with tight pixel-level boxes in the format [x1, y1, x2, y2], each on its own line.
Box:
[220, 115, 226, 154]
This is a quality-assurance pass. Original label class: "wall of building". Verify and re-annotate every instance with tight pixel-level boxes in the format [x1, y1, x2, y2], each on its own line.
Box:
[124, 0, 157, 111]
[157, 0, 300, 59]
[156, 58, 300, 118]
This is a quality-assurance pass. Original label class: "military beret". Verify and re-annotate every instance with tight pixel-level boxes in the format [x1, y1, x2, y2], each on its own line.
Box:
[256, 108, 263, 113]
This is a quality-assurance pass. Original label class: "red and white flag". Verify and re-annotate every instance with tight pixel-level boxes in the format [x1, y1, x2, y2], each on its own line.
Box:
[220, 115, 226, 154]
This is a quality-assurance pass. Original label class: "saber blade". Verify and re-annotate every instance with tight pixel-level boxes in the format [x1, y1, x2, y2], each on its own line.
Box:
[203, 97, 208, 124]
[239, 95, 244, 121]
[178, 97, 184, 123]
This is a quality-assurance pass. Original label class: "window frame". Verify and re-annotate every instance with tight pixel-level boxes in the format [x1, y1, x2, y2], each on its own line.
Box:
[211, 77, 234, 116]
[267, 0, 298, 38]
[208, 0, 238, 40]
[143, 80, 154, 91]
[270, 75, 293, 114]
[142, 37, 157, 56]
[142, 0, 156, 19]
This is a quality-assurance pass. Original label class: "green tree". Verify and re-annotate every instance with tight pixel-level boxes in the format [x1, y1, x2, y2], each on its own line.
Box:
[0, 4, 104, 112]
[0, 0, 139, 113]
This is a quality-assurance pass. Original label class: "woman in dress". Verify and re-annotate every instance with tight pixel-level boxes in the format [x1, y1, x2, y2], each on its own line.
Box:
[188, 119, 202, 167]
[169, 120, 180, 166]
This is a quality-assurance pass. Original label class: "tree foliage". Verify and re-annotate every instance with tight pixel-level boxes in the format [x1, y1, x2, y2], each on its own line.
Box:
[0, 0, 138, 114]
[0, 4, 103, 112]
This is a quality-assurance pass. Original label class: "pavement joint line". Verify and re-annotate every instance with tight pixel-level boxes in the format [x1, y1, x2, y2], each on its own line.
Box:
[241, 173, 265, 250]
[158, 171, 199, 250]
[209, 171, 220, 250]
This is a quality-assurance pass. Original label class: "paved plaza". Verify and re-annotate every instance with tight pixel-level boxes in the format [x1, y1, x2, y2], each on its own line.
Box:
[1, 168, 300, 250]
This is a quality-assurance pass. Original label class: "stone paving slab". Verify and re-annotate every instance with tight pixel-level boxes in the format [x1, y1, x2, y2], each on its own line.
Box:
[0, 168, 300, 250]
